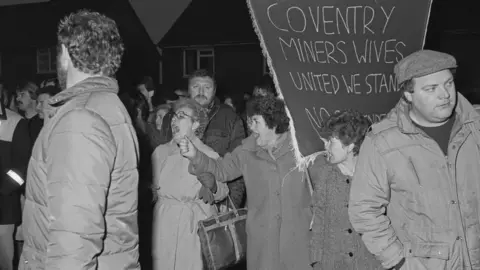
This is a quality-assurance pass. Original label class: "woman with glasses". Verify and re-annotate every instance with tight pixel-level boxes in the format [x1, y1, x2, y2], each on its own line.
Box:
[151, 98, 229, 270]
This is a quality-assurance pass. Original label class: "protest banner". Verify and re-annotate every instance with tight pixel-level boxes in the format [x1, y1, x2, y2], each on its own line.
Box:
[247, 0, 433, 165]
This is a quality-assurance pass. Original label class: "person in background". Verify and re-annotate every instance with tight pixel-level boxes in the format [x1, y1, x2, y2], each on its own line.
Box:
[36, 82, 61, 124]
[175, 89, 188, 99]
[137, 76, 155, 113]
[122, 88, 158, 270]
[14, 80, 60, 266]
[0, 80, 17, 112]
[349, 50, 480, 270]
[20, 10, 140, 269]
[253, 74, 276, 97]
[308, 110, 381, 270]
[0, 102, 31, 270]
[148, 103, 173, 145]
[188, 69, 246, 209]
[15, 81, 43, 145]
[180, 95, 312, 270]
[224, 95, 236, 112]
[153, 104, 170, 131]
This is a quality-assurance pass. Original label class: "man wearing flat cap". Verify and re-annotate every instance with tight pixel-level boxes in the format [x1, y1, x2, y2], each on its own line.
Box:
[349, 50, 480, 270]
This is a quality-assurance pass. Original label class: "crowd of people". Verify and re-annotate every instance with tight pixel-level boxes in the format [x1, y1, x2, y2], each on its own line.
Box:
[1, 8, 480, 270]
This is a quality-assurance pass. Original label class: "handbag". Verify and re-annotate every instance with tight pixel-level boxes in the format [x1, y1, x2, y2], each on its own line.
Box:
[198, 195, 247, 270]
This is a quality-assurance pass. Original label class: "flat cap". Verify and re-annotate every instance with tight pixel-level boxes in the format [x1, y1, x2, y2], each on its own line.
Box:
[394, 50, 457, 85]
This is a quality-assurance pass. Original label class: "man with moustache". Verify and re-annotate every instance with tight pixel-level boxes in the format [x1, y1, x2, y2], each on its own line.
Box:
[19, 10, 140, 269]
[188, 69, 246, 208]
[349, 50, 480, 269]
[15, 81, 43, 145]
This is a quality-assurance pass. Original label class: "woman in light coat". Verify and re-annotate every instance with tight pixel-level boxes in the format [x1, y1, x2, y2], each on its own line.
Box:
[151, 98, 228, 270]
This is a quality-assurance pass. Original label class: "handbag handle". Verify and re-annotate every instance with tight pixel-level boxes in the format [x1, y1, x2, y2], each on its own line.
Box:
[212, 195, 239, 217]
[225, 195, 239, 216]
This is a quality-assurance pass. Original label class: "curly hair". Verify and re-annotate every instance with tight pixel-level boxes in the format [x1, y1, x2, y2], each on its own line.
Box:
[173, 98, 209, 139]
[246, 95, 290, 134]
[323, 110, 371, 156]
[58, 10, 124, 77]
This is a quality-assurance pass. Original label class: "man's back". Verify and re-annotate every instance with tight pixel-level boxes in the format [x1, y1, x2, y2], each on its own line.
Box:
[20, 77, 140, 270]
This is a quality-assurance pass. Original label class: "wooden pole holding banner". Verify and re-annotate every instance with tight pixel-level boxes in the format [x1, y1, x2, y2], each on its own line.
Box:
[247, 0, 433, 169]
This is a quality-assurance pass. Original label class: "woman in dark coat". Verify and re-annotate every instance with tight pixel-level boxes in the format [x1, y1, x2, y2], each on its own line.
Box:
[308, 110, 382, 270]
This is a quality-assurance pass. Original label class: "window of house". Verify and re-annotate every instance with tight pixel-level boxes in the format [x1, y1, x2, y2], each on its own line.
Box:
[263, 57, 270, 75]
[36, 47, 56, 74]
[183, 48, 215, 77]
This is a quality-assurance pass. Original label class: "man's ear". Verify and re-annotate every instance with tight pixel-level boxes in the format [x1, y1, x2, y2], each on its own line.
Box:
[59, 44, 71, 69]
[403, 90, 413, 103]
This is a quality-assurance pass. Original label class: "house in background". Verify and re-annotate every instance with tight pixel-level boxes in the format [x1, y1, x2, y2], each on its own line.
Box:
[158, 0, 269, 101]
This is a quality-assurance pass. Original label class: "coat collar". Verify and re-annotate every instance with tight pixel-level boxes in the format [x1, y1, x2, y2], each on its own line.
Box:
[49, 76, 119, 107]
[242, 132, 294, 160]
[371, 93, 480, 135]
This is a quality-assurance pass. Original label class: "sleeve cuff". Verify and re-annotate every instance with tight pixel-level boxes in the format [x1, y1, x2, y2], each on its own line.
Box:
[378, 240, 404, 269]
[213, 182, 229, 201]
[191, 150, 206, 168]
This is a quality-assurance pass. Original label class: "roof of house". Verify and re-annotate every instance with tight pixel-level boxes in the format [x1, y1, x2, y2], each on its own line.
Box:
[158, 0, 259, 47]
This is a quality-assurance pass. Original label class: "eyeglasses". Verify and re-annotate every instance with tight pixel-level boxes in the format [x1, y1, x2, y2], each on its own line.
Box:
[173, 111, 194, 120]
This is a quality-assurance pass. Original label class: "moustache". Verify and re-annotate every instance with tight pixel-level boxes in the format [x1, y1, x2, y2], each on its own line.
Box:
[195, 95, 208, 100]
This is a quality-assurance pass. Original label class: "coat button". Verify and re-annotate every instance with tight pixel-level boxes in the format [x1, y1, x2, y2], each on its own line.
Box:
[348, 252, 354, 257]
[347, 228, 353, 234]
[346, 179, 350, 184]
[450, 200, 457, 204]
[456, 236, 463, 240]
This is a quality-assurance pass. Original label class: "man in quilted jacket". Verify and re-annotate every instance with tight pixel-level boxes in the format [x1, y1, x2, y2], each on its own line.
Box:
[19, 10, 140, 269]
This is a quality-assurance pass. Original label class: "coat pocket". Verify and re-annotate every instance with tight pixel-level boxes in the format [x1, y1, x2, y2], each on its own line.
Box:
[403, 241, 449, 270]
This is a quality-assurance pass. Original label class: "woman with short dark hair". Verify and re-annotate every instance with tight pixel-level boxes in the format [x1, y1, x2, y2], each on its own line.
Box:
[179, 95, 313, 270]
[308, 110, 382, 270]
